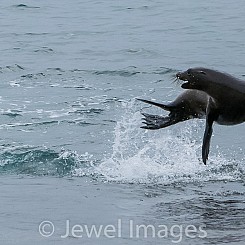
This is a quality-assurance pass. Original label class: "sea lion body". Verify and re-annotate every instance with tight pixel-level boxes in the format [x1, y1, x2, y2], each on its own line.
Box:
[169, 90, 208, 119]
[139, 67, 245, 164]
[137, 90, 208, 130]
[178, 67, 245, 164]
[178, 68, 245, 126]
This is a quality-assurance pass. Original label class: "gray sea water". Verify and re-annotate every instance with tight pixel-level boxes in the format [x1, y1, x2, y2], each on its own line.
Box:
[0, 1, 244, 244]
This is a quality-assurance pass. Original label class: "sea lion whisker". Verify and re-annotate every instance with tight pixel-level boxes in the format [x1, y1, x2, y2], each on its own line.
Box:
[171, 77, 182, 85]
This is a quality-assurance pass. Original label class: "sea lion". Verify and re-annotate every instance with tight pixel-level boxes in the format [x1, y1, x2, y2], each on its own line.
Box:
[137, 90, 208, 129]
[138, 68, 245, 164]
[177, 67, 245, 164]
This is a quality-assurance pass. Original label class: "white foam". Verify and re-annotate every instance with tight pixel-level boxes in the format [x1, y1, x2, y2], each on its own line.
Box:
[9, 80, 20, 87]
[95, 100, 242, 184]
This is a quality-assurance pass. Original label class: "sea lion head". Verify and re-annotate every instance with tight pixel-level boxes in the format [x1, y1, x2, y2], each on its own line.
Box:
[176, 68, 209, 90]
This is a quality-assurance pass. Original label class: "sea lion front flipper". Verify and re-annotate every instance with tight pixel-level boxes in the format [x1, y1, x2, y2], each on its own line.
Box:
[202, 110, 218, 165]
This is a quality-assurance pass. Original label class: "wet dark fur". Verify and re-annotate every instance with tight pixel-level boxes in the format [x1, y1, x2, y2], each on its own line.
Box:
[138, 67, 245, 164]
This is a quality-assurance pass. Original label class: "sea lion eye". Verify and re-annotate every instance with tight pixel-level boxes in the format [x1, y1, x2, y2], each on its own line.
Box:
[199, 71, 206, 75]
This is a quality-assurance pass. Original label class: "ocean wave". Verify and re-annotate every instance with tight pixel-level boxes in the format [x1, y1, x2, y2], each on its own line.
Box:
[0, 146, 94, 177]
[34, 47, 54, 53]
[21, 73, 45, 78]
[0, 64, 24, 73]
[93, 70, 140, 77]
[2, 109, 22, 117]
[12, 4, 40, 9]
[1, 66, 176, 81]
[0, 121, 59, 129]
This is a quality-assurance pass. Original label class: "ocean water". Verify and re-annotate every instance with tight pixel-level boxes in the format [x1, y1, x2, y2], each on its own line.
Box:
[0, 1, 244, 244]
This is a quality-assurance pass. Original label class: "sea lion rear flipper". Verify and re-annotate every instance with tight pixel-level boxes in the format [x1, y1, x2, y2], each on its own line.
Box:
[202, 110, 218, 165]
[141, 112, 182, 130]
[137, 98, 176, 111]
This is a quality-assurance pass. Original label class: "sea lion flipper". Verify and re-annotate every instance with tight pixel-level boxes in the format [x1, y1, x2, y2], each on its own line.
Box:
[141, 112, 182, 130]
[141, 113, 170, 130]
[137, 98, 175, 111]
[202, 123, 212, 165]
[202, 110, 218, 164]
[141, 112, 163, 121]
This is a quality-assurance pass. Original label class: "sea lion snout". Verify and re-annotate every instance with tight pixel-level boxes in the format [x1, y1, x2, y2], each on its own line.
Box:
[176, 72, 183, 79]
[176, 72, 181, 78]
[176, 71, 192, 89]
[176, 71, 189, 81]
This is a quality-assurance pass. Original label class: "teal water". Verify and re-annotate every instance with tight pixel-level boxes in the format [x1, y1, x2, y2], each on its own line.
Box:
[0, 1, 244, 244]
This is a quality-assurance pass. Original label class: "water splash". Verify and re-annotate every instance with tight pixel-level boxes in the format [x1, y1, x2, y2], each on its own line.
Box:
[0, 100, 243, 182]
[95, 100, 244, 184]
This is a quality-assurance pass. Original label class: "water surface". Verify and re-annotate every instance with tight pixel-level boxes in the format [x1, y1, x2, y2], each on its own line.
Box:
[0, 1, 244, 244]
